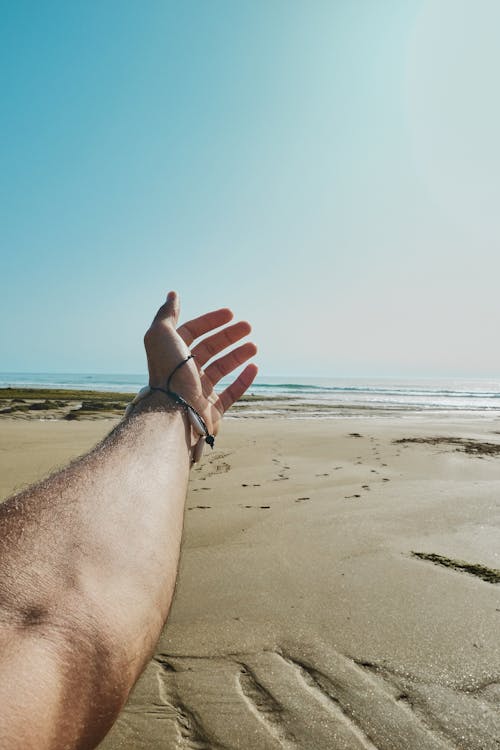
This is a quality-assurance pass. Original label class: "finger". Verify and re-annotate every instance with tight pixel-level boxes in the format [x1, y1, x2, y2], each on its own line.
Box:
[153, 291, 180, 326]
[203, 342, 258, 386]
[177, 308, 233, 346]
[191, 321, 252, 367]
[217, 363, 259, 413]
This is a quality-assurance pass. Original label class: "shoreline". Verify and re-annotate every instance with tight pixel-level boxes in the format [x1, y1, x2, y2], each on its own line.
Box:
[3, 387, 500, 421]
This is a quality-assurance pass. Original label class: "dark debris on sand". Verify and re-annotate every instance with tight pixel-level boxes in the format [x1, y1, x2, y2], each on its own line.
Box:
[394, 436, 500, 457]
[412, 552, 500, 584]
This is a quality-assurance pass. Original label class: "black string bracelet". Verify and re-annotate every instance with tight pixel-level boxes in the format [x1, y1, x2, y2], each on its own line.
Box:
[166, 354, 194, 391]
[150, 355, 215, 448]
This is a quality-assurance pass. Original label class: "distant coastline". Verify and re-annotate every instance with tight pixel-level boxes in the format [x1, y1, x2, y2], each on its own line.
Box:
[2, 374, 500, 419]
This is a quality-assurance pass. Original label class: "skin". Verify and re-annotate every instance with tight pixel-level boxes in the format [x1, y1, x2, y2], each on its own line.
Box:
[0, 291, 258, 750]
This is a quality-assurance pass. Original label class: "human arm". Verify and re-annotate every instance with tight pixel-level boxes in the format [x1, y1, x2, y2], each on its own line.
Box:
[0, 292, 257, 749]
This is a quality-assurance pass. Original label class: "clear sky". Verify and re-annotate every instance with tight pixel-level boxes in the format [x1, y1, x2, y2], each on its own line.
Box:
[1, 0, 499, 377]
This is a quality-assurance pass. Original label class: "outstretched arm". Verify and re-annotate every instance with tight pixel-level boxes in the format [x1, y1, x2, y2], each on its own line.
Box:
[0, 292, 257, 750]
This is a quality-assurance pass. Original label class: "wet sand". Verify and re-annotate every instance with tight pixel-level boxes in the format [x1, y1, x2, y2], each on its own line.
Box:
[1, 416, 499, 748]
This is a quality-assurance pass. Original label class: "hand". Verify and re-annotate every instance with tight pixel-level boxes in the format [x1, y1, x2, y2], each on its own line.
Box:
[144, 291, 258, 437]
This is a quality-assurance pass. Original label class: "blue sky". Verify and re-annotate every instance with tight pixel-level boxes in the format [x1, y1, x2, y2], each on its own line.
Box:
[1, 0, 499, 377]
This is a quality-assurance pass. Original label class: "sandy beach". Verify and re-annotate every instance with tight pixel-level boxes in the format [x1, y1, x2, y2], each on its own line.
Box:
[1, 412, 499, 749]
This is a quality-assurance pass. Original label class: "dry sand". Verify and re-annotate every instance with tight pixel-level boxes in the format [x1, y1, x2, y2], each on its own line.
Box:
[1, 415, 499, 749]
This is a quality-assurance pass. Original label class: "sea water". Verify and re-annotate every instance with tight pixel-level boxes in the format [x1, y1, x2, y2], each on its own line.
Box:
[1, 373, 500, 415]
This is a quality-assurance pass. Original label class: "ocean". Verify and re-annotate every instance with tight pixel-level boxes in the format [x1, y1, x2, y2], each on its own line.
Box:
[2, 372, 500, 417]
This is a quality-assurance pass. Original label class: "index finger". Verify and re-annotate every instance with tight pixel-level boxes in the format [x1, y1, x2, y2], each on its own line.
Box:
[177, 308, 234, 346]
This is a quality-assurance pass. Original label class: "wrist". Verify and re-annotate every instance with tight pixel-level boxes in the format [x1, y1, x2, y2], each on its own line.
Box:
[126, 387, 181, 417]
[124, 387, 208, 465]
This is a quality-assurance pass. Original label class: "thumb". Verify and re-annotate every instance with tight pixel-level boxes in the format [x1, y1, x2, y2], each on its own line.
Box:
[154, 291, 180, 326]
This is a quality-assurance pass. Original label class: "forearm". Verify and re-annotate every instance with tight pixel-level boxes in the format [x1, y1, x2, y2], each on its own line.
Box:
[0, 395, 191, 747]
[0, 291, 257, 749]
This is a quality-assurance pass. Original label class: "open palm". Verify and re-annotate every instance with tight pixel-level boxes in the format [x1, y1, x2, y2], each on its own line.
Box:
[144, 291, 258, 437]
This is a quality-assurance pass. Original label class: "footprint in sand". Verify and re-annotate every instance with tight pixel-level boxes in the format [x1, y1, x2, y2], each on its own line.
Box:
[361, 485, 370, 490]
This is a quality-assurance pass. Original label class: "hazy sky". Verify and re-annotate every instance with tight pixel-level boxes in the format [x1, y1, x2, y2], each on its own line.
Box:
[1, 0, 499, 377]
